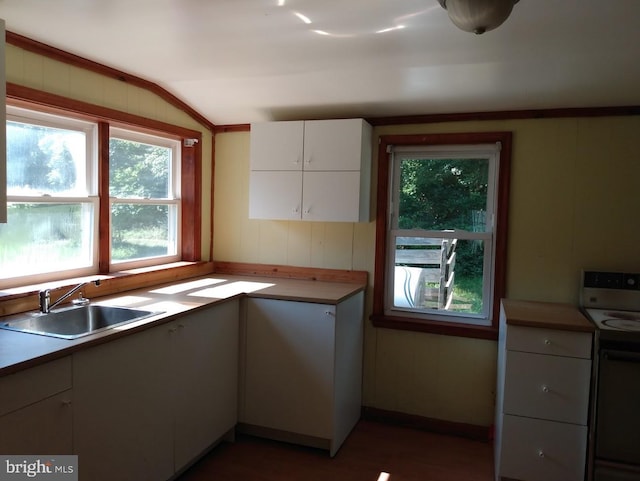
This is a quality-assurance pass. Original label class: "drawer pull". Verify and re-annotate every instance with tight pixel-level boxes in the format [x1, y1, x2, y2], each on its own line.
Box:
[544, 339, 551, 346]
[541, 385, 550, 393]
[537, 449, 545, 458]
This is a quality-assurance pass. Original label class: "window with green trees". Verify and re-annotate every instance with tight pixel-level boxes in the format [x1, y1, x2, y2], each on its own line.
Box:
[372, 132, 510, 337]
[0, 105, 186, 287]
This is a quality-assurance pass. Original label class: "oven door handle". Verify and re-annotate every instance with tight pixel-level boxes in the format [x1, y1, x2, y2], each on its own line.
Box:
[602, 349, 640, 363]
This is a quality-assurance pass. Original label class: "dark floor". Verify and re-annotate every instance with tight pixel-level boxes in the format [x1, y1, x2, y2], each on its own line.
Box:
[177, 420, 495, 481]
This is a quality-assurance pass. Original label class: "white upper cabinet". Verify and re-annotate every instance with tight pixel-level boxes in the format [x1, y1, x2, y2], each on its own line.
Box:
[302, 119, 368, 171]
[1, 19, 6, 224]
[250, 120, 304, 171]
[249, 118, 372, 222]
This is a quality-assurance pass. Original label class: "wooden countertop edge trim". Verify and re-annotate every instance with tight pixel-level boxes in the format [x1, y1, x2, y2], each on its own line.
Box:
[247, 289, 365, 305]
[213, 261, 368, 285]
[501, 299, 595, 332]
[505, 318, 595, 332]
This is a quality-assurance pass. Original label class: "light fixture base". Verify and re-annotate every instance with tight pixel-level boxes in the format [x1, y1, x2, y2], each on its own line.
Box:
[438, 0, 519, 34]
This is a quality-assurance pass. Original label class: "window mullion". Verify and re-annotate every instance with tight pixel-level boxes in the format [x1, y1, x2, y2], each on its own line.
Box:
[98, 121, 111, 273]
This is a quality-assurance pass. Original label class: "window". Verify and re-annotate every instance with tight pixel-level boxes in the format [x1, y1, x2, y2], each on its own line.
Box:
[2, 108, 98, 281]
[109, 128, 181, 269]
[372, 132, 511, 339]
[0, 99, 201, 288]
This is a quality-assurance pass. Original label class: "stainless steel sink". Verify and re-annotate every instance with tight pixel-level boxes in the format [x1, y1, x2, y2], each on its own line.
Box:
[0, 305, 160, 339]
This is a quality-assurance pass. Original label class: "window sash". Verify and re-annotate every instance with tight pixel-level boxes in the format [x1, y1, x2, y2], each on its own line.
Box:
[6, 106, 97, 198]
[0, 199, 99, 282]
[108, 128, 181, 269]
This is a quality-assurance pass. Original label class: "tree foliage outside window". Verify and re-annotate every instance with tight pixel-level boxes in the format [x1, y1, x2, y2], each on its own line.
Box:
[109, 134, 179, 264]
[399, 158, 488, 231]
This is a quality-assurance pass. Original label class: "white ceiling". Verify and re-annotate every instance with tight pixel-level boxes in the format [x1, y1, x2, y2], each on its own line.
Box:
[1, 0, 639, 126]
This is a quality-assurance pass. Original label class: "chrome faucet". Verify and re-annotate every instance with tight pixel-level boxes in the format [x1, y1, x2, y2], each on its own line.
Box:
[39, 280, 101, 314]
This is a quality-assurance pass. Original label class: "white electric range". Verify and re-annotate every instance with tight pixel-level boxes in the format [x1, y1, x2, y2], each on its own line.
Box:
[580, 270, 640, 481]
[581, 270, 640, 346]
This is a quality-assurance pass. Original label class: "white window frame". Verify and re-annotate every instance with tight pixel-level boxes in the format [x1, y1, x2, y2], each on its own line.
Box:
[108, 127, 182, 271]
[385, 143, 501, 326]
[2, 106, 99, 286]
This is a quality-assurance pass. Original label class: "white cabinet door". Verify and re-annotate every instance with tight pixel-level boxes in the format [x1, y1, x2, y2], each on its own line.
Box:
[0, 391, 73, 455]
[250, 121, 304, 171]
[173, 299, 239, 470]
[0, 356, 72, 455]
[303, 119, 368, 171]
[249, 171, 302, 220]
[243, 298, 335, 439]
[73, 326, 174, 481]
[302, 171, 362, 221]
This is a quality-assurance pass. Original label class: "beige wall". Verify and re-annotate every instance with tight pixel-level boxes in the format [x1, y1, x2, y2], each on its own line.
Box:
[214, 115, 640, 427]
[5, 44, 214, 260]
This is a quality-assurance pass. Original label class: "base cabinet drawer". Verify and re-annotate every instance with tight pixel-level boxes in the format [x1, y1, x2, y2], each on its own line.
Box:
[500, 415, 587, 481]
[504, 351, 591, 424]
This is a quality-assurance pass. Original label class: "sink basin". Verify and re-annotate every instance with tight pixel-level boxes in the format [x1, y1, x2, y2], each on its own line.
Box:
[0, 305, 160, 339]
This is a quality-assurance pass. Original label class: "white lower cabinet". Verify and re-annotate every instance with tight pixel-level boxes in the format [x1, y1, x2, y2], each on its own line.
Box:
[172, 299, 239, 471]
[73, 323, 174, 481]
[73, 299, 239, 481]
[495, 300, 593, 481]
[0, 357, 73, 455]
[240, 292, 364, 456]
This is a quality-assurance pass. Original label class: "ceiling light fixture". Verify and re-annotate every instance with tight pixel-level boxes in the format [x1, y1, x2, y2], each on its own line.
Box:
[437, 0, 519, 34]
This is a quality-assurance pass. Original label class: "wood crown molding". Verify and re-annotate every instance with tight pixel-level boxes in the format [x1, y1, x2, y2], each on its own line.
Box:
[6, 30, 216, 132]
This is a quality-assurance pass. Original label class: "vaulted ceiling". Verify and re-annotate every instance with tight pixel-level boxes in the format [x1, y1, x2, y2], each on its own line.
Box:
[1, 0, 639, 126]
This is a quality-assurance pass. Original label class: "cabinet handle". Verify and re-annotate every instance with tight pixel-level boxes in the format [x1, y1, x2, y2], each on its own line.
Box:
[541, 385, 550, 393]
[544, 339, 551, 346]
[304, 207, 311, 214]
[305, 156, 311, 164]
[325, 310, 335, 316]
[62, 400, 72, 407]
[169, 327, 177, 333]
[537, 449, 545, 458]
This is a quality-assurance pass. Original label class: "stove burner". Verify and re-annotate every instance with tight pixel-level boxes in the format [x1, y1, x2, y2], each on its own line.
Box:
[601, 318, 640, 331]
[605, 311, 640, 321]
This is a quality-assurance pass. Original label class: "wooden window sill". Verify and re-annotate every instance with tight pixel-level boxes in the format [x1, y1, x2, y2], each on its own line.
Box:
[0, 262, 214, 318]
[370, 313, 498, 341]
